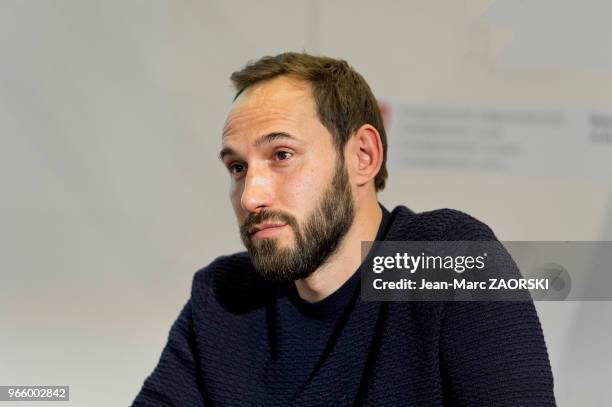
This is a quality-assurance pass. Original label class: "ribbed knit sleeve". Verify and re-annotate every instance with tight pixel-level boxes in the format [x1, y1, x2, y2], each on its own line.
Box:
[439, 300, 555, 406]
[132, 296, 206, 406]
[438, 213, 556, 406]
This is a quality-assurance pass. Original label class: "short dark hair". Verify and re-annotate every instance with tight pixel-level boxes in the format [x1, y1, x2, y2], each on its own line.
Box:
[230, 52, 388, 191]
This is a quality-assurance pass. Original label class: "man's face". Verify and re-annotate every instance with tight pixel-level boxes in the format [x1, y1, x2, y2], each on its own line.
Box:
[220, 76, 355, 282]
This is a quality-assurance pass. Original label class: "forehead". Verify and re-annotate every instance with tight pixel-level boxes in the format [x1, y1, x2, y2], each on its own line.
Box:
[223, 76, 319, 139]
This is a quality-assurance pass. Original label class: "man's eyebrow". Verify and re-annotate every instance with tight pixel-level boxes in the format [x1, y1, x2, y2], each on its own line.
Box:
[253, 132, 301, 147]
[218, 146, 236, 161]
[219, 132, 302, 161]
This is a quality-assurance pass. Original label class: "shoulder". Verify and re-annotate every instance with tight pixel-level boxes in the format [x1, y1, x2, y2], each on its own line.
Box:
[192, 251, 251, 287]
[387, 205, 498, 241]
[191, 251, 277, 313]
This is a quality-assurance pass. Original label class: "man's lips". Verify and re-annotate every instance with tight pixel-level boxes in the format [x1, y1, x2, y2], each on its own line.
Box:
[250, 223, 288, 238]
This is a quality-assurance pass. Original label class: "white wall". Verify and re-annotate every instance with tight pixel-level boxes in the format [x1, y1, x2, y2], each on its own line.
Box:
[1, 1, 610, 405]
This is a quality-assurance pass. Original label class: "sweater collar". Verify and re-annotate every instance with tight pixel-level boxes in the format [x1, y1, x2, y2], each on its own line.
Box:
[282, 202, 397, 319]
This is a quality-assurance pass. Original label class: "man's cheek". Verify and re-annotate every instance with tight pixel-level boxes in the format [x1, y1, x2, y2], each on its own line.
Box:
[230, 183, 243, 208]
[231, 200, 247, 225]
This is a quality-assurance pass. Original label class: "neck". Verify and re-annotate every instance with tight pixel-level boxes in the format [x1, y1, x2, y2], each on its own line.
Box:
[294, 197, 383, 302]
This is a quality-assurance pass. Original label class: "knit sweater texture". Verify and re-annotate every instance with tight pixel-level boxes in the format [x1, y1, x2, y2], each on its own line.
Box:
[133, 205, 556, 406]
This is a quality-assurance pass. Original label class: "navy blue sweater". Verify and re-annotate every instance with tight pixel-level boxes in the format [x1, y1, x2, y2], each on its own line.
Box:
[133, 205, 556, 406]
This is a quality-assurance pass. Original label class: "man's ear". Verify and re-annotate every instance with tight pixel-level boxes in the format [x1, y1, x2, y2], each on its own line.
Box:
[345, 124, 383, 189]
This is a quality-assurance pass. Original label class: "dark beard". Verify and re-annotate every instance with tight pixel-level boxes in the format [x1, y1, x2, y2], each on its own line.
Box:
[239, 160, 355, 283]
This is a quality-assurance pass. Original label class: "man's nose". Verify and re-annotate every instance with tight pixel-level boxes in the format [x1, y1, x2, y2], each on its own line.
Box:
[240, 167, 274, 213]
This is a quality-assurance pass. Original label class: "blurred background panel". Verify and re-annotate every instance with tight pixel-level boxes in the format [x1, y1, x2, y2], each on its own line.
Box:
[1, 0, 610, 405]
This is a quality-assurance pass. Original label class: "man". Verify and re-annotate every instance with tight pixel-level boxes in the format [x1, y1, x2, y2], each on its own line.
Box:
[133, 52, 555, 406]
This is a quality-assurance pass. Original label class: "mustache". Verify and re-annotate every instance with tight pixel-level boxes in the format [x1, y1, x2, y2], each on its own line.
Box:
[240, 209, 298, 238]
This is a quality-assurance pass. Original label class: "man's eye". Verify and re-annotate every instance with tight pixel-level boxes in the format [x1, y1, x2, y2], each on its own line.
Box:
[274, 151, 293, 161]
[228, 163, 245, 174]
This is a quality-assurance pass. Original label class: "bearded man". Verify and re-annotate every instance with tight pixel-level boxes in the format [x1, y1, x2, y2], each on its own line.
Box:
[133, 52, 555, 406]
